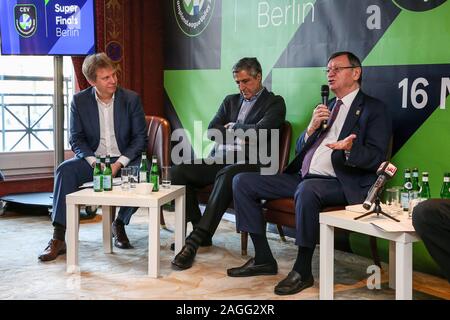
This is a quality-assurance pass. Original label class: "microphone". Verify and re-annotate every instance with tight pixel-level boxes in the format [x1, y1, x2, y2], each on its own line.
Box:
[362, 161, 398, 210]
[320, 85, 330, 130]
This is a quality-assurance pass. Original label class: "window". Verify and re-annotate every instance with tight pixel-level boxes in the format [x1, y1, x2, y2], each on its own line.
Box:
[0, 55, 74, 152]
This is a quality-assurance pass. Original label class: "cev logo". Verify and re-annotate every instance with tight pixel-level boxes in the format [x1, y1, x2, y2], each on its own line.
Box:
[393, 0, 447, 12]
[173, 0, 215, 37]
[14, 4, 37, 38]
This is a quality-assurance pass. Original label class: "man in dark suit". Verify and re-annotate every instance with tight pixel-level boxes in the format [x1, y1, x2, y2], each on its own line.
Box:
[412, 199, 450, 282]
[228, 52, 392, 295]
[38, 53, 147, 261]
[171, 57, 286, 270]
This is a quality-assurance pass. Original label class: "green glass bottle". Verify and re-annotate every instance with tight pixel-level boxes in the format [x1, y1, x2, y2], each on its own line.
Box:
[412, 168, 420, 190]
[93, 156, 103, 192]
[411, 167, 420, 200]
[400, 168, 412, 211]
[150, 155, 159, 192]
[441, 172, 450, 199]
[419, 172, 431, 199]
[139, 152, 149, 183]
[103, 155, 112, 191]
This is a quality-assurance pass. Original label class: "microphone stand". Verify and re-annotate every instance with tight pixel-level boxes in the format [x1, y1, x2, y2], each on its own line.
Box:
[354, 196, 400, 222]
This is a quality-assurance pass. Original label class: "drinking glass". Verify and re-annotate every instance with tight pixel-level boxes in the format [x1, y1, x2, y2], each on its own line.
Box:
[120, 168, 130, 191]
[385, 187, 400, 207]
[129, 166, 139, 188]
[161, 166, 171, 188]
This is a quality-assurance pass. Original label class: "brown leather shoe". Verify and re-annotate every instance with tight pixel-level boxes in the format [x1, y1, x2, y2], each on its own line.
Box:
[38, 239, 66, 262]
[112, 220, 133, 249]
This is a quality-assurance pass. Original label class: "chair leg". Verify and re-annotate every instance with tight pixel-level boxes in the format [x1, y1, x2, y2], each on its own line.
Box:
[241, 231, 248, 256]
[369, 236, 382, 268]
[160, 207, 167, 229]
[276, 224, 286, 242]
[111, 206, 116, 221]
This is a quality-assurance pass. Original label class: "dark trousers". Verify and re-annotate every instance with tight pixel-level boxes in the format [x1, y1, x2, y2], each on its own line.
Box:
[52, 157, 138, 227]
[170, 161, 260, 236]
[232, 172, 347, 248]
[412, 199, 450, 282]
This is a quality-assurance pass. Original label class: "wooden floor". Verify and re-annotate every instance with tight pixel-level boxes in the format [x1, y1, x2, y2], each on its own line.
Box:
[1, 207, 449, 300]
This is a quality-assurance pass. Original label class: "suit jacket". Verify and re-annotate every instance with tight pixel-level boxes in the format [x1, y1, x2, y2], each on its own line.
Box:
[207, 88, 286, 162]
[69, 86, 147, 164]
[285, 90, 392, 204]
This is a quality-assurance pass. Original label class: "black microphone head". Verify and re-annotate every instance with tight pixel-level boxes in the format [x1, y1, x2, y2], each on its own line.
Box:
[321, 85, 329, 97]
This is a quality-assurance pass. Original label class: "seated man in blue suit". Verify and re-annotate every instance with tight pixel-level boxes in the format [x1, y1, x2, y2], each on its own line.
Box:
[228, 52, 392, 295]
[39, 53, 147, 261]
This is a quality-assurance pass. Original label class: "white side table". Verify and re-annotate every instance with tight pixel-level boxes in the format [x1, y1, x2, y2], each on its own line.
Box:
[66, 185, 185, 278]
[319, 210, 420, 300]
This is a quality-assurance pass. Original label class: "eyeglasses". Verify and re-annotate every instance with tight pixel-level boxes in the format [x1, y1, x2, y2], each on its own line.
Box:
[324, 66, 357, 74]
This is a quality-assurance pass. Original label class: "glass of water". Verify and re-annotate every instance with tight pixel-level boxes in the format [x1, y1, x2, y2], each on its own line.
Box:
[120, 168, 130, 191]
[129, 166, 139, 188]
[161, 166, 171, 188]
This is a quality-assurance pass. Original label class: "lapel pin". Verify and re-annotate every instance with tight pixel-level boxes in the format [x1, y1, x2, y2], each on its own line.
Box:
[356, 109, 360, 116]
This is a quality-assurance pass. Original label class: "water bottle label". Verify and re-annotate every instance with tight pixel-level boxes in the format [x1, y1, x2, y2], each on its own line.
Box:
[400, 192, 410, 209]
[93, 176, 102, 191]
[103, 175, 112, 189]
[140, 172, 147, 183]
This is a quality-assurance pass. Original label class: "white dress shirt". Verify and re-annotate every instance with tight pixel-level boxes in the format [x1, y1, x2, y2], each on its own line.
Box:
[308, 88, 360, 177]
[85, 90, 130, 167]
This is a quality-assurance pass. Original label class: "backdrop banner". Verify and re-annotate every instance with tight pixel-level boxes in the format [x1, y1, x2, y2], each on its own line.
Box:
[163, 0, 450, 276]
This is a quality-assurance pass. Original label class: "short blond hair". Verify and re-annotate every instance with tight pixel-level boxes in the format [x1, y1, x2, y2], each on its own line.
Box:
[82, 53, 116, 82]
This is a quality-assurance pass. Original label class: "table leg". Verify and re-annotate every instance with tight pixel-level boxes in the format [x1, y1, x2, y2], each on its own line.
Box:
[320, 223, 334, 300]
[174, 193, 186, 254]
[389, 240, 396, 289]
[148, 207, 160, 278]
[66, 203, 80, 273]
[395, 242, 413, 300]
[102, 205, 112, 253]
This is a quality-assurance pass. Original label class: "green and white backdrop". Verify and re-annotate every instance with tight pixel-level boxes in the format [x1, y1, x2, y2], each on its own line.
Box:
[163, 0, 450, 276]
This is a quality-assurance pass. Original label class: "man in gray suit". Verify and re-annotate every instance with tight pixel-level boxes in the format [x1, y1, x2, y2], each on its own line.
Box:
[39, 53, 147, 261]
[171, 57, 286, 270]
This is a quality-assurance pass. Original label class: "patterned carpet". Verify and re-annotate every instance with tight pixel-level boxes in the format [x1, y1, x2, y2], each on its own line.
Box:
[1, 207, 449, 300]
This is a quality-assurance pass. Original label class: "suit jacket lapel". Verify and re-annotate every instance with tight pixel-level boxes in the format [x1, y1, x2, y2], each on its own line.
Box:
[233, 95, 244, 121]
[243, 88, 268, 124]
[113, 88, 122, 143]
[89, 87, 101, 143]
[339, 91, 364, 140]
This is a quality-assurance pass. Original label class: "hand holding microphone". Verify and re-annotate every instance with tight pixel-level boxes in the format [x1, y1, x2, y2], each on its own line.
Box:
[306, 85, 331, 135]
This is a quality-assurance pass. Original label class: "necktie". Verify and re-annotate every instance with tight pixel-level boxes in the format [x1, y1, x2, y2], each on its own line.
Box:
[301, 100, 343, 178]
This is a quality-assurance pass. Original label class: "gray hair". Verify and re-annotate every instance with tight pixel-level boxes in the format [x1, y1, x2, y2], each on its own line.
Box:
[232, 57, 262, 78]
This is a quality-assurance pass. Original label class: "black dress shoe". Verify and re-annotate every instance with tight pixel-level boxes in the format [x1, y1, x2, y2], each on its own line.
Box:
[38, 239, 66, 262]
[170, 237, 212, 251]
[227, 258, 278, 277]
[171, 243, 197, 270]
[274, 270, 314, 295]
[112, 221, 133, 249]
